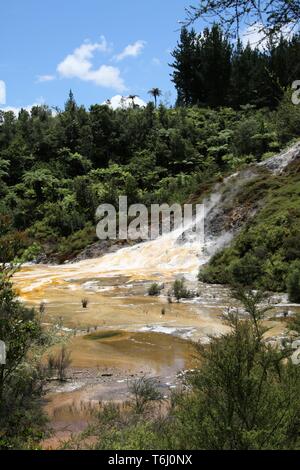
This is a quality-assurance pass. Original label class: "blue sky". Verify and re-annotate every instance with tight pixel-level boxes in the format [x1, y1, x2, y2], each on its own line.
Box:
[0, 0, 196, 111]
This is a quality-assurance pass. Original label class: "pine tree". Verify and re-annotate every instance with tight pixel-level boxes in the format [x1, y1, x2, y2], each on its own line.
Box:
[230, 41, 258, 107]
[199, 24, 232, 107]
[171, 25, 232, 107]
[170, 27, 201, 106]
[61, 90, 80, 151]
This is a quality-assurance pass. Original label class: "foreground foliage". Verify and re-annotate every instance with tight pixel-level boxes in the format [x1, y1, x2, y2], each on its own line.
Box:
[168, 290, 300, 450]
[0, 265, 54, 449]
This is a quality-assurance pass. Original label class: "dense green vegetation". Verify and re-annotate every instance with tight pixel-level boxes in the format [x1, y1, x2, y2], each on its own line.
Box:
[0, 266, 54, 449]
[287, 262, 300, 303]
[67, 290, 300, 450]
[1, 86, 300, 265]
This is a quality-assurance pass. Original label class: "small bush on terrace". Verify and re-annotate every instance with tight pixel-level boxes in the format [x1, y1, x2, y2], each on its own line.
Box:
[172, 279, 194, 302]
[148, 283, 162, 296]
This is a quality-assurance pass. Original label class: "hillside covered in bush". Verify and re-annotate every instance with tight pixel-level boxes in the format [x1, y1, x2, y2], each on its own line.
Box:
[1, 89, 300, 265]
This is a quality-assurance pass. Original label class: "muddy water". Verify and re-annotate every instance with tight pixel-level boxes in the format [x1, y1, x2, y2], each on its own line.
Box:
[69, 330, 198, 373]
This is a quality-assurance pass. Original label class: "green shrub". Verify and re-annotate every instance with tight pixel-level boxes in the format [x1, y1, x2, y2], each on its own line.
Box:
[288, 312, 300, 334]
[15, 242, 42, 263]
[147, 283, 161, 296]
[287, 262, 300, 303]
[230, 252, 263, 286]
[172, 279, 194, 302]
[128, 376, 163, 414]
[276, 90, 300, 144]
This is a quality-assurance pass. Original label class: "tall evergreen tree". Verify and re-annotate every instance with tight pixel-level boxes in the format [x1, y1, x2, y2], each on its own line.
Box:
[200, 24, 232, 107]
[230, 41, 258, 107]
[172, 25, 300, 109]
[171, 25, 232, 107]
[171, 27, 201, 106]
[60, 90, 80, 152]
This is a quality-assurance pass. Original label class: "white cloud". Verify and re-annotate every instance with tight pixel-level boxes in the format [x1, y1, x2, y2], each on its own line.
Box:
[1, 97, 47, 115]
[1, 103, 39, 115]
[57, 40, 107, 79]
[36, 75, 56, 83]
[57, 37, 126, 92]
[0, 80, 6, 104]
[115, 40, 146, 61]
[242, 23, 268, 49]
[102, 95, 147, 110]
[242, 22, 295, 50]
[88, 66, 126, 89]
